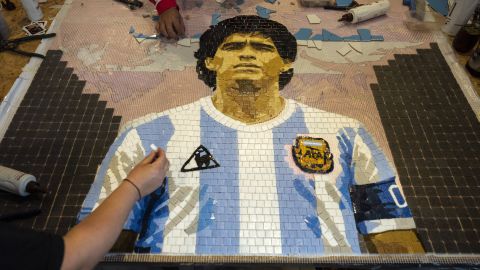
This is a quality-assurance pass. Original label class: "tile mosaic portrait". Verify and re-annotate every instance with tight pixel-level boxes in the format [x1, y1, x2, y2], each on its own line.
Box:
[79, 16, 421, 255]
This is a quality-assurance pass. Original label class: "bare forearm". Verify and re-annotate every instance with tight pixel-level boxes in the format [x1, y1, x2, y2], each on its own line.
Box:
[61, 182, 138, 270]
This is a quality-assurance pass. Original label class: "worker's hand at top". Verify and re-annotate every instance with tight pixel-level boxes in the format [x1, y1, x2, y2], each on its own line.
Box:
[156, 7, 185, 40]
[126, 148, 170, 198]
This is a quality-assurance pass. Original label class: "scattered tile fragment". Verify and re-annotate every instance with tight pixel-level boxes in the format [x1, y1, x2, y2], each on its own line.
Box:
[264, 0, 277, 3]
[313, 40, 322, 50]
[211, 13, 221, 25]
[311, 34, 323, 40]
[129, 26, 135, 34]
[256, 5, 276, 19]
[296, 40, 308, 46]
[343, 34, 361, 41]
[349, 42, 362, 54]
[294, 28, 313, 40]
[177, 38, 191, 47]
[306, 14, 321, 24]
[322, 29, 342, 41]
[336, 44, 352, 56]
[371, 35, 384, 41]
[357, 29, 372, 41]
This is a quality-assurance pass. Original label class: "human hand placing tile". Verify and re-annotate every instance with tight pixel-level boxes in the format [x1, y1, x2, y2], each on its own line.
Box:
[125, 146, 170, 198]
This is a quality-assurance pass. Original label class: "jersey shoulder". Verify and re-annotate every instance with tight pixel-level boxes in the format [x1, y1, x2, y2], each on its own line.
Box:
[293, 100, 362, 131]
[118, 98, 205, 134]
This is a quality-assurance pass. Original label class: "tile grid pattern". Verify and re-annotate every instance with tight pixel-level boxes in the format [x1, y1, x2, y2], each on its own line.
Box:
[371, 43, 480, 254]
[0, 50, 121, 235]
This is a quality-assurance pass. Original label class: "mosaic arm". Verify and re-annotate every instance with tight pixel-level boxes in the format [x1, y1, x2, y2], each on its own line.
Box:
[344, 127, 425, 253]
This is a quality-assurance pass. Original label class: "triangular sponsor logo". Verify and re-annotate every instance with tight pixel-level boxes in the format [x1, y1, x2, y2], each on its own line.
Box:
[181, 145, 220, 172]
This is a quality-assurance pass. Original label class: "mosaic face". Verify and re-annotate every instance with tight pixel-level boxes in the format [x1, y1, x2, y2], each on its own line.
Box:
[205, 32, 291, 87]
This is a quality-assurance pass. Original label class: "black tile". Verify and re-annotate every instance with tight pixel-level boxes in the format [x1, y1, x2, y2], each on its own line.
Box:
[371, 43, 480, 253]
[0, 50, 121, 235]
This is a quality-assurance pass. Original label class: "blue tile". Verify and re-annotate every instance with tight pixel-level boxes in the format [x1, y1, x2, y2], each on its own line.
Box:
[211, 13, 221, 25]
[371, 35, 384, 41]
[322, 29, 343, 41]
[343, 35, 361, 41]
[336, 0, 352, 6]
[256, 5, 276, 19]
[357, 29, 372, 41]
[294, 28, 313, 40]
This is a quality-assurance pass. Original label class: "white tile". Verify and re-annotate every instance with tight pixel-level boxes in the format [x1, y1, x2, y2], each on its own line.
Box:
[336, 44, 352, 56]
[307, 14, 321, 24]
[349, 42, 363, 54]
[297, 40, 308, 46]
[313, 40, 323, 50]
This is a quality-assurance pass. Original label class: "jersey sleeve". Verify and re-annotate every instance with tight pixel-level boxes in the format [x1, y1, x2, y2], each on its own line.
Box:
[339, 127, 416, 235]
[149, 0, 178, 15]
[79, 128, 148, 232]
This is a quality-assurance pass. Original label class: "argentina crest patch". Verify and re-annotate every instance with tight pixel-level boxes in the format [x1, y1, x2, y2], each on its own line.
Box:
[292, 136, 334, 174]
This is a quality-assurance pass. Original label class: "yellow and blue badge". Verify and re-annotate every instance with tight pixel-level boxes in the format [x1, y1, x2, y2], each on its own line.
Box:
[292, 136, 334, 174]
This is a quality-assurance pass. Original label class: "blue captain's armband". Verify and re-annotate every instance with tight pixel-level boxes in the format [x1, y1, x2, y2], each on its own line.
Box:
[350, 178, 414, 234]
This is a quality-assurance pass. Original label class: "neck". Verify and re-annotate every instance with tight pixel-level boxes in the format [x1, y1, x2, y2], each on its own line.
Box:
[211, 79, 285, 124]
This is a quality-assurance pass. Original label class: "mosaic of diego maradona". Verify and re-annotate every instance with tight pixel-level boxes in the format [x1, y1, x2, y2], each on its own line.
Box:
[80, 15, 423, 255]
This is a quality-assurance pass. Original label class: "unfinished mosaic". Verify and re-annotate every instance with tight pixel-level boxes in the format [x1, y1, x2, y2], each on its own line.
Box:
[80, 16, 422, 255]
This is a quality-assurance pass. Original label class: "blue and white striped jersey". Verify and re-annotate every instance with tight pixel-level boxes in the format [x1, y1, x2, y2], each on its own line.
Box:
[80, 97, 415, 255]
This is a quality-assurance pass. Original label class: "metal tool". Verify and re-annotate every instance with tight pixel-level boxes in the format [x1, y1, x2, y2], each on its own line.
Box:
[0, 33, 55, 58]
[113, 0, 143, 10]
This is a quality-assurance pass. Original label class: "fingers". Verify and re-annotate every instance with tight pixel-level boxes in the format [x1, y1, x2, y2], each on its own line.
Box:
[165, 22, 177, 39]
[173, 16, 185, 38]
[158, 21, 168, 39]
[151, 149, 169, 172]
[140, 151, 156, 165]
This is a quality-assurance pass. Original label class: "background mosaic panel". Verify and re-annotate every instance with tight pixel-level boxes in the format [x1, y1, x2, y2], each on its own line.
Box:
[0, 51, 121, 235]
[371, 43, 480, 254]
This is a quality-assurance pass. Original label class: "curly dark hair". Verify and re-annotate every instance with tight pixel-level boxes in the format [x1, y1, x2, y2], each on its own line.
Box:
[194, 15, 297, 91]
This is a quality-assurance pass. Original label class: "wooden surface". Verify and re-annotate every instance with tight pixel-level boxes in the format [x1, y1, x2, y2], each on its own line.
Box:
[0, 0, 64, 101]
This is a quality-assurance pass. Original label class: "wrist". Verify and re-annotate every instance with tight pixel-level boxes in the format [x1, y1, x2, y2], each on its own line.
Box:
[121, 179, 142, 201]
[156, 0, 178, 15]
